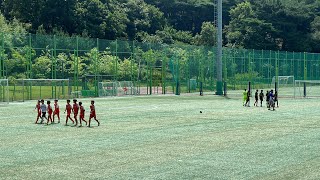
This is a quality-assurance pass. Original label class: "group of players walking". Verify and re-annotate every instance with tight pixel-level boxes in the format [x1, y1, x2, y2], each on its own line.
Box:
[34, 99, 100, 127]
[243, 89, 278, 110]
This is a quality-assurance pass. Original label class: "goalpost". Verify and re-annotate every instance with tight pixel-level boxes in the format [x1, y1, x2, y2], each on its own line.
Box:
[271, 76, 295, 98]
[98, 81, 137, 97]
[294, 80, 320, 98]
[0, 79, 9, 104]
[13, 79, 70, 101]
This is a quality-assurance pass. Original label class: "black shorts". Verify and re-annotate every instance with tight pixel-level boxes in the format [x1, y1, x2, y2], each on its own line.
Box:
[42, 112, 47, 118]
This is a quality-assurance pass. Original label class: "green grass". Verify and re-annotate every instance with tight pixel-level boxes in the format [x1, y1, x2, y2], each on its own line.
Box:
[1, 95, 320, 179]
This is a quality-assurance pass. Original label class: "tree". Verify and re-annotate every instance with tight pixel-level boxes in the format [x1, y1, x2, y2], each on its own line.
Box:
[32, 53, 52, 79]
[125, 0, 165, 40]
[193, 22, 216, 46]
[252, 0, 319, 51]
[225, 1, 277, 50]
[73, 0, 129, 39]
[2, 0, 77, 34]
[310, 16, 320, 52]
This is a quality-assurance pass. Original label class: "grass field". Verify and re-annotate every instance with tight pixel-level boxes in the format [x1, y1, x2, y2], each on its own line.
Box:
[1, 94, 320, 179]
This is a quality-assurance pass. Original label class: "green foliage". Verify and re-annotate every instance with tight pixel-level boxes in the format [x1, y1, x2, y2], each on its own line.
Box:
[234, 71, 260, 82]
[119, 58, 138, 80]
[226, 2, 277, 50]
[1, 0, 320, 52]
[193, 22, 217, 46]
[32, 53, 51, 79]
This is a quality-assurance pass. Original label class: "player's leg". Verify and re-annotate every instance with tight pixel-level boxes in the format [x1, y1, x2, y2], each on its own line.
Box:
[40, 113, 45, 124]
[74, 114, 78, 126]
[94, 116, 100, 126]
[35, 114, 40, 124]
[272, 100, 275, 110]
[69, 116, 75, 124]
[82, 118, 87, 125]
[42, 113, 48, 124]
[46, 115, 51, 125]
[80, 117, 87, 127]
[65, 115, 69, 125]
[88, 117, 92, 127]
[57, 113, 60, 123]
[47, 115, 51, 124]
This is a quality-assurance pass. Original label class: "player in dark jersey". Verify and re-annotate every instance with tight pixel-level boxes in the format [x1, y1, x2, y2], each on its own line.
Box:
[245, 90, 251, 107]
[269, 90, 275, 111]
[253, 90, 259, 107]
[266, 90, 270, 108]
[259, 90, 264, 107]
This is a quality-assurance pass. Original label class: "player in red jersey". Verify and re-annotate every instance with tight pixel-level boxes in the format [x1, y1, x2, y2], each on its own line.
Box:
[72, 99, 79, 126]
[46, 100, 53, 125]
[78, 102, 87, 127]
[34, 100, 41, 124]
[88, 100, 100, 127]
[64, 99, 75, 126]
[53, 99, 60, 123]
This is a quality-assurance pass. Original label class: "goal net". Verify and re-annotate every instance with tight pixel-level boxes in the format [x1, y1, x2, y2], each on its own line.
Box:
[98, 81, 137, 97]
[0, 79, 9, 104]
[294, 80, 320, 98]
[13, 79, 70, 101]
[271, 76, 295, 98]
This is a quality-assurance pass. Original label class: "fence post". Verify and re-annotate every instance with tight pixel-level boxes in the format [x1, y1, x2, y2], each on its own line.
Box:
[0, 32, 3, 79]
[304, 52, 307, 81]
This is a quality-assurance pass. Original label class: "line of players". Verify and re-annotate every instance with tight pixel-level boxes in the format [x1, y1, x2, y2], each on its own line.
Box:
[243, 89, 278, 110]
[35, 99, 100, 127]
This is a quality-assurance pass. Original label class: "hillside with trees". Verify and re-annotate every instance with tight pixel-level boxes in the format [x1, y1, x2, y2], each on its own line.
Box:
[0, 0, 320, 52]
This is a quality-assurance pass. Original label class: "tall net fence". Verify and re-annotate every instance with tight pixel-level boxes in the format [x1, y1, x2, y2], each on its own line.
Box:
[11, 79, 70, 102]
[0, 79, 9, 104]
[0, 32, 320, 101]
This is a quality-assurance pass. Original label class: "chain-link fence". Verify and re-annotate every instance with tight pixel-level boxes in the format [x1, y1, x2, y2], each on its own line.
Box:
[0, 32, 319, 101]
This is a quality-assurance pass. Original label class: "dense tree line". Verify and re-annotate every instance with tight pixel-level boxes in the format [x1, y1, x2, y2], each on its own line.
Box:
[0, 0, 320, 52]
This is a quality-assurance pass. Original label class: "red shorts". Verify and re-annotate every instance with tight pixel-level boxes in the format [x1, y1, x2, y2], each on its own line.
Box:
[74, 113, 78, 117]
[54, 110, 60, 115]
[80, 114, 84, 119]
[90, 114, 96, 118]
